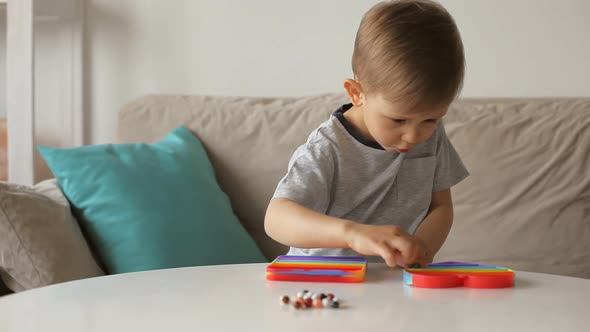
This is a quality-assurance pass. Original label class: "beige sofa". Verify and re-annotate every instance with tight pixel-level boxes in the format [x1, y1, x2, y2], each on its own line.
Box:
[118, 94, 589, 278]
[1, 94, 589, 295]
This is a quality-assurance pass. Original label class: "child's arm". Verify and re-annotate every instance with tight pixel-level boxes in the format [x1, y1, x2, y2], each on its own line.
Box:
[265, 198, 350, 248]
[413, 189, 454, 262]
[265, 198, 425, 267]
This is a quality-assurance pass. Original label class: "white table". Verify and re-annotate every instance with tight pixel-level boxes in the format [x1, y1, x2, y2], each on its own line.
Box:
[1, 263, 589, 332]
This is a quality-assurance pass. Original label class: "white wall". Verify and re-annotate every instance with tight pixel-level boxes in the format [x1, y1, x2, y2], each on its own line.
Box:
[86, 0, 590, 144]
[0, 6, 6, 117]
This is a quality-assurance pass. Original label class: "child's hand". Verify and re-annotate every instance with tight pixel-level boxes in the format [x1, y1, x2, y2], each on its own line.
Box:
[344, 223, 430, 268]
[412, 236, 434, 267]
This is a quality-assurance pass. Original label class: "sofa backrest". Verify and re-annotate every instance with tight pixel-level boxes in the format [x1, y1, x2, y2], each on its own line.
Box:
[118, 94, 590, 278]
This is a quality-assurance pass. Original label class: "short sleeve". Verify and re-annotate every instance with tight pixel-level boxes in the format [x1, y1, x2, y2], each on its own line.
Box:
[272, 143, 334, 214]
[433, 123, 469, 192]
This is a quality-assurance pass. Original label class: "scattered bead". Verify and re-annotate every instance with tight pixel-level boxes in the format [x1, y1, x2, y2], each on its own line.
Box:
[283, 290, 341, 310]
[313, 298, 323, 308]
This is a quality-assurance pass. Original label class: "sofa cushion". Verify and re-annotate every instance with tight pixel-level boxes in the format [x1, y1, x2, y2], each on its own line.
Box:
[438, 99, 590, 278]
[39, 126, 266, 274]
[0, 179, 104, 292]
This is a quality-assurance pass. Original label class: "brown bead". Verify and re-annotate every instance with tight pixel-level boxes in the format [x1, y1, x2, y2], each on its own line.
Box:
[281, 296, 290, 304]
[327, 293, 335, 300]
[319, 293, 326, 299]
[304, 298, 313, 308]
[313, 298, 324, 308]
[293, 301, 302, 309]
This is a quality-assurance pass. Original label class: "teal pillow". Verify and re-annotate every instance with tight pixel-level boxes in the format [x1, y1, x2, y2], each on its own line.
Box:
[39, 126, 266, 274]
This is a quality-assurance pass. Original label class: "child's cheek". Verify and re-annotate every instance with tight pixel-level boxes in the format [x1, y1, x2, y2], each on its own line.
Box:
[379, 128, 401, 146]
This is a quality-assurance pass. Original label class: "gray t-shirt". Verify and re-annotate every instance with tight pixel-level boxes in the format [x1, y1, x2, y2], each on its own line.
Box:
[273, 105, 469, 257]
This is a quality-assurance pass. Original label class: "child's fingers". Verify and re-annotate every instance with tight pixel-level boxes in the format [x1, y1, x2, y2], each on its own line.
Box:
[394, 251, 407, 268]
[391, 237, 429, 267]
[411, 244, 426, 264]
[388, 235, 414, 263]
[409, 243, 429, 266]
[375, 243, 397, 267]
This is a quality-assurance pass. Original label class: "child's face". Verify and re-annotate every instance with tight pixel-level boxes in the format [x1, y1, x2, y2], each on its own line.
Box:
[362, 94, 448, 153]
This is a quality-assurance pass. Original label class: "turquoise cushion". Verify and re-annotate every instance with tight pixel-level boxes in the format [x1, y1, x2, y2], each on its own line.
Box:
[39, 126, 266, 274]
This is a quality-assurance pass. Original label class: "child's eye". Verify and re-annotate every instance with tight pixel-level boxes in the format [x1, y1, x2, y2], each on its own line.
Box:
[425, 119, 439, 124]
[391, 119, 406, 124]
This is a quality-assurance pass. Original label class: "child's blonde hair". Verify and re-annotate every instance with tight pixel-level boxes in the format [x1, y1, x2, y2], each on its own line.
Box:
[352, 0, 465, 109]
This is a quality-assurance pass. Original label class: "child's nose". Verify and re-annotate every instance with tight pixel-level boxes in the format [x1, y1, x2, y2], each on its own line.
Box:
[402, 127, 421, 144]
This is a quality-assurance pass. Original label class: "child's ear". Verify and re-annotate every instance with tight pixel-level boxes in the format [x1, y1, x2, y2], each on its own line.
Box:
[343, 79, 365, 107]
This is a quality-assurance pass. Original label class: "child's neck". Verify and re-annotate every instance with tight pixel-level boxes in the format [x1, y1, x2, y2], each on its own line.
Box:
[343, 105, 375, 142]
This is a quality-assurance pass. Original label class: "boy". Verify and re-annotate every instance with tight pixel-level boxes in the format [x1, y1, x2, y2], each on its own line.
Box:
[264, 0, 468, 268]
